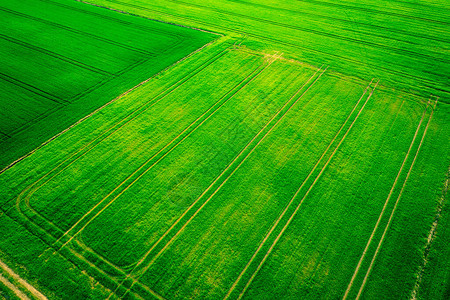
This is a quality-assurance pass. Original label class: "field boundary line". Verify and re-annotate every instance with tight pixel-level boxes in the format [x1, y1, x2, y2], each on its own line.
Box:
[0, 259, 47, 300]
[113, 64, 328, 300]
[355, 98, 438, 299]
[342, 98, 431, 300]
[223, 78, 376, 299]
[232, 80, 379, 300]
[0, 35, 226, 176]
[56, 58, 267, 249]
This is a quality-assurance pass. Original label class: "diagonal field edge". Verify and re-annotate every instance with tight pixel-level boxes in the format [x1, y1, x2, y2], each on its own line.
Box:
[1, 41, 232, 294]
[0, 34, 226, 175]
[11, 41, 230, 227]
[15, 46, 230, 249]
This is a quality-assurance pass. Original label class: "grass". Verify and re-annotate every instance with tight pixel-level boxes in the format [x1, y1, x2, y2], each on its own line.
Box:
[0, 0, 449, 299]
[0, 0, 216, 170]
[88, 0, 450, 100]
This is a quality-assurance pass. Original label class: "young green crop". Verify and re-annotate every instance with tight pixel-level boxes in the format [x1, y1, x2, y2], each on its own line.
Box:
[0, 0, 448, 299]
[0, 0, 216, 169]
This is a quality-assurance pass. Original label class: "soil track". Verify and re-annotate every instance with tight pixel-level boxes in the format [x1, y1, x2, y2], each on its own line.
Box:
[0, 260, 47, 300]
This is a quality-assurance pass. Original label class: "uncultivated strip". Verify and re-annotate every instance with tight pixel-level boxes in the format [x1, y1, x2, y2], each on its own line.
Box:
[0, 260, 47, 300]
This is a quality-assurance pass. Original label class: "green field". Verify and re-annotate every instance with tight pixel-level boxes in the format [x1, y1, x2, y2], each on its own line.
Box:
[0, 0, 449, 299]
[0, 0, 216, 169]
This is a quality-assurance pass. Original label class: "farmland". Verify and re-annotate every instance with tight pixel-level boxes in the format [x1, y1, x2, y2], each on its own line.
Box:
[0, 0, 216, 170]
[0, 0, 449, 300]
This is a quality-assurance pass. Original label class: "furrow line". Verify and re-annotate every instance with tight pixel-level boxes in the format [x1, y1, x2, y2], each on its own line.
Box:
[227, 0, 450, 44]
[297, 0, 449, 25]
[40, 0, 180, 38]
[0, 6, 154, 55]
[167, 0, 450, 64]
[102, 0, 447, 93]
[0, 72, 64, 105]
[0, 33, 113, 76]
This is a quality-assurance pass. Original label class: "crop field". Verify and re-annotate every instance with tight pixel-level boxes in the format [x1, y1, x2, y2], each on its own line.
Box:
[0, 0, 449, 300]
[0, 0, 216, 170]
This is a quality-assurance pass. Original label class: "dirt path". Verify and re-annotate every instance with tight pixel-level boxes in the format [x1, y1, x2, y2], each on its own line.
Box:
[342, 98, 430, 300]
[0, 273, 30, 300]
[0, 260, 47, 300]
